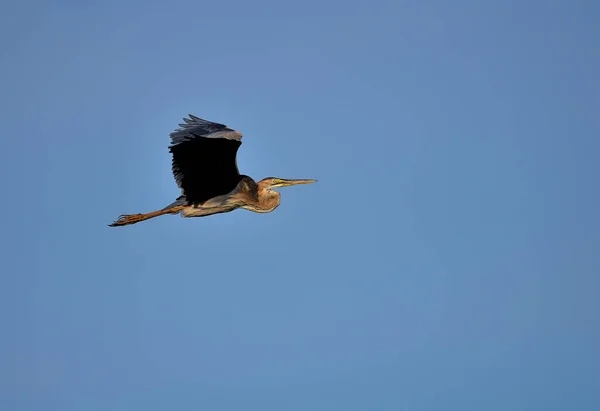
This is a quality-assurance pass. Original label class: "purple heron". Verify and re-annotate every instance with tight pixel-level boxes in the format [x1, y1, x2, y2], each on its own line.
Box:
[109, 114, 316, 227]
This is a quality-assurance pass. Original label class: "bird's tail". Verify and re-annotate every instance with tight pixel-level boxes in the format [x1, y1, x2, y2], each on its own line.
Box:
[108, 205, 185, 227]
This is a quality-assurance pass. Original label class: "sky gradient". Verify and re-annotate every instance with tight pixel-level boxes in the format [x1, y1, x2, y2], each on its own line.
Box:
[1, 1, 599, 410]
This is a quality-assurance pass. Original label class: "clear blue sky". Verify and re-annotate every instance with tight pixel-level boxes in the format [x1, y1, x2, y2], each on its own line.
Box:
[1, 1, 599, 410]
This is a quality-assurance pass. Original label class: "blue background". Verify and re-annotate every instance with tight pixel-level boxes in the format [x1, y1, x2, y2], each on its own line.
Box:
[2, 1, 599, 410]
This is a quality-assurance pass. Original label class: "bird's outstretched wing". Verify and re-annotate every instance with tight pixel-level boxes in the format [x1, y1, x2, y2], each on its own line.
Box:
[169, 114, 244, 205]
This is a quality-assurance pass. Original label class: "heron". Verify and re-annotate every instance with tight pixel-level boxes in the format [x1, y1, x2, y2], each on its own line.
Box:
[109, 114, 316, 227]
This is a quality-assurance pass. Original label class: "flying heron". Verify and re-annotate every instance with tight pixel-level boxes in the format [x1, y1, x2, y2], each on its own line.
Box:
[109, 114, 316, 227]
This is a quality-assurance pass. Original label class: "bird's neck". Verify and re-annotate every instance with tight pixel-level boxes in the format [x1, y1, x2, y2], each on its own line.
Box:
[252, 189, 280, 213]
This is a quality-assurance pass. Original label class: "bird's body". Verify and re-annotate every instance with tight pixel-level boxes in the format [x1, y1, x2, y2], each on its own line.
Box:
[109, 115, 315, 227]
[178, 176, 280, 217]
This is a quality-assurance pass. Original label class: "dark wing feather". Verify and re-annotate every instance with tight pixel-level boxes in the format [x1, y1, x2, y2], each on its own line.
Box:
[169, 114, 244, 205]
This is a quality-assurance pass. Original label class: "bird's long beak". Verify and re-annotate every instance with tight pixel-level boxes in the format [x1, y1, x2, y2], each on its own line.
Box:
[272, 178, 317, 188]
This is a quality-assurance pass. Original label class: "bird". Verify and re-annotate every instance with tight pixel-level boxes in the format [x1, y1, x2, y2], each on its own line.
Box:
[109, 114, 316, 227]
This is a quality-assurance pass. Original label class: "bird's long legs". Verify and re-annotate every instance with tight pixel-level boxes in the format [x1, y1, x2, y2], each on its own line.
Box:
[108, 205, 185, 227]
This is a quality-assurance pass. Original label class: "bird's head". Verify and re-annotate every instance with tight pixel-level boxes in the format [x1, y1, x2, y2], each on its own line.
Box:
[258, 177, 317, 191]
